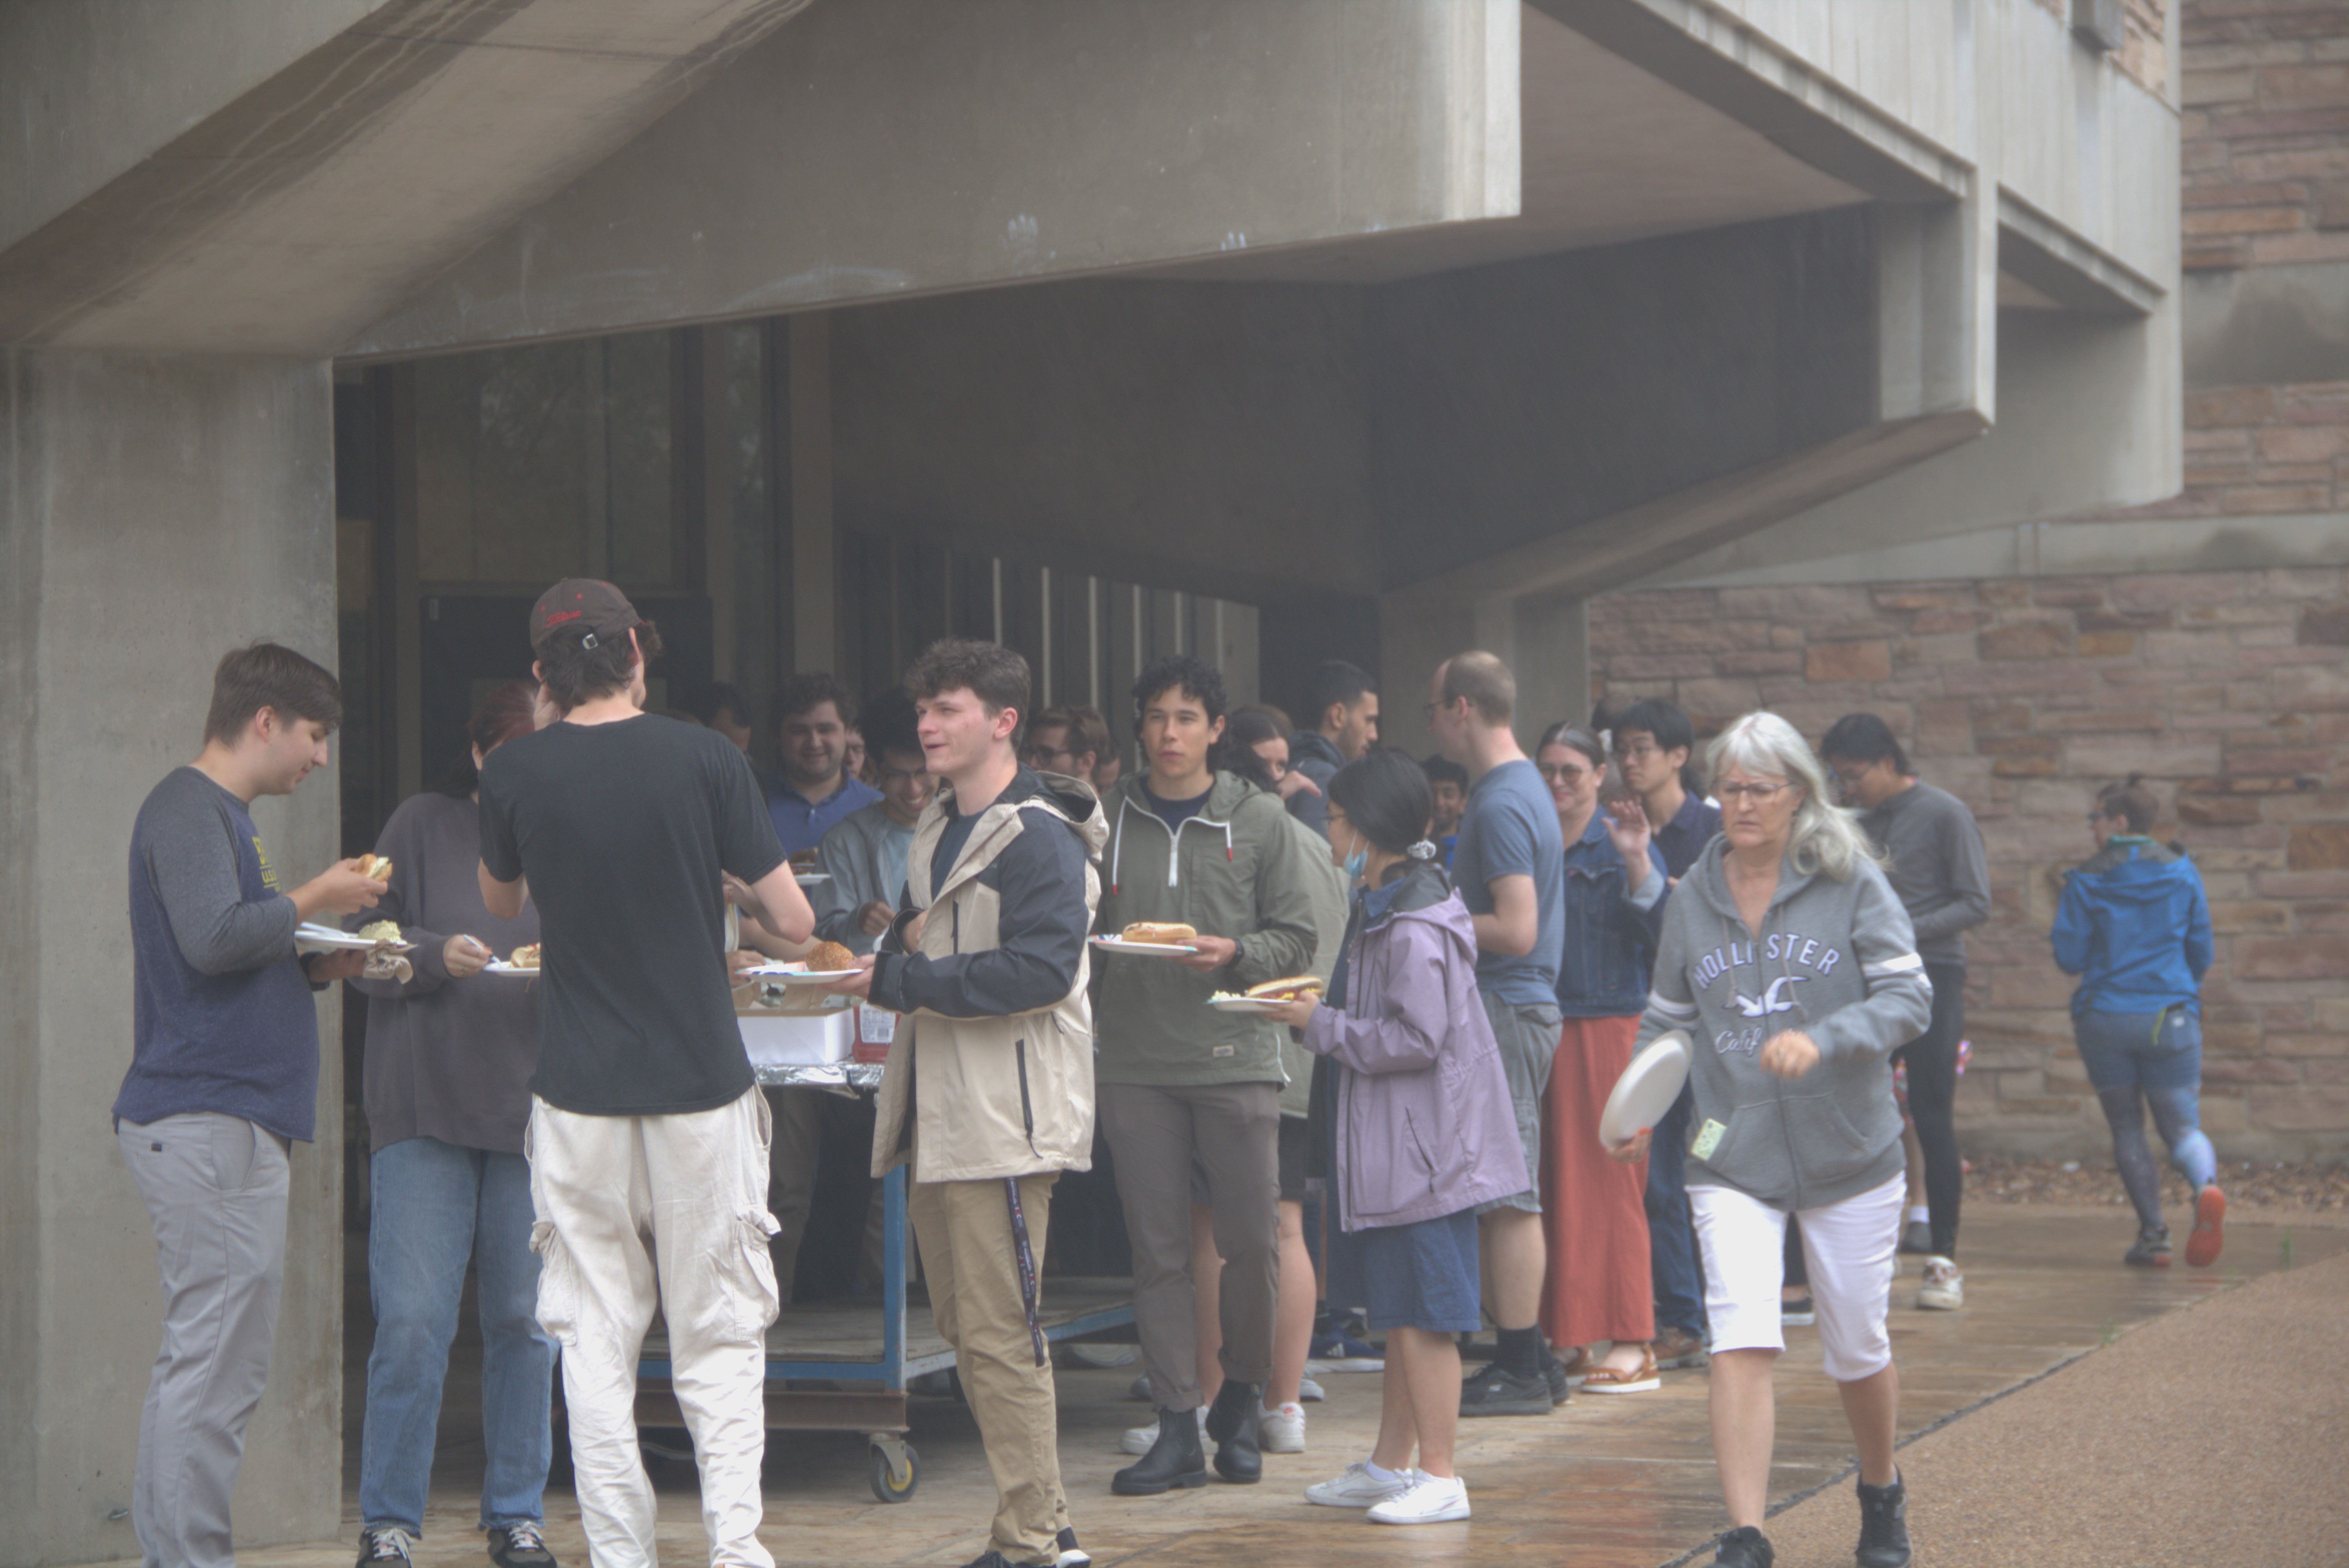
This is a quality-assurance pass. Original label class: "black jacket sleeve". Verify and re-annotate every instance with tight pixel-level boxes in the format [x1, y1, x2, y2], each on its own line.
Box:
[871, 811, 1088, 1019]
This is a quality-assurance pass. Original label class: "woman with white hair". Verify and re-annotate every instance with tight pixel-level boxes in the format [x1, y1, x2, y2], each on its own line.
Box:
[1612, 712, 1933, 1568]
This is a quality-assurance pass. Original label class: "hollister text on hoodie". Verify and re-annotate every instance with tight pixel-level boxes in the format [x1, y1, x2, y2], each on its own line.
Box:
[1631, 837, 1935, 1212]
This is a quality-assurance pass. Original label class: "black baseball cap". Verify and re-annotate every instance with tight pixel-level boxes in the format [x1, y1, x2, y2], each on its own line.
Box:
[530, 579, 642, 654]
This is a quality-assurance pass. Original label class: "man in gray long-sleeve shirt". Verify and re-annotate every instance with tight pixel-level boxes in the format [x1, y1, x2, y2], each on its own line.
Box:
[1823, 713, 1990, 1309]
[114, 644, 384, 1568]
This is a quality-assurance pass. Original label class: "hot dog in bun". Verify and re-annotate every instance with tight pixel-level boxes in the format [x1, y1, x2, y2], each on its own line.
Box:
[1119, 922, 1197, 945]
[1244, 976, 1325, 1002]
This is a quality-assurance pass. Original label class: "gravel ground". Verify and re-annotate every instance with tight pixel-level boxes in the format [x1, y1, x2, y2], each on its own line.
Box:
[1749, 1246, 2349, 1568]
[1962, 1154, 2349, 1214]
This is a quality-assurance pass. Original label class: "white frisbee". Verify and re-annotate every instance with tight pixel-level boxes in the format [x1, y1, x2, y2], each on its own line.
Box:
[1599, 1031, 1691, 1150]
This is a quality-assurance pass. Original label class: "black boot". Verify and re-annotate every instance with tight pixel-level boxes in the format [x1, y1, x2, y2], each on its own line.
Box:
[1855, 1471, 1913, 1568]
[1111, 1407, 1208, 1495]
[1205, 1380, 1262, 1484]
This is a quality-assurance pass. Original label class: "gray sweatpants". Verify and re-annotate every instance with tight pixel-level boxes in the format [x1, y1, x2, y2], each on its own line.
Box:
[1098, 1080, 1280, 1412]
[118, 1112, 292, 1568]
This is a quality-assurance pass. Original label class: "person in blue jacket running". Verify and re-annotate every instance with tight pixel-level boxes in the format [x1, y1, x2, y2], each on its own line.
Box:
[2052, 775, 2223, 1270]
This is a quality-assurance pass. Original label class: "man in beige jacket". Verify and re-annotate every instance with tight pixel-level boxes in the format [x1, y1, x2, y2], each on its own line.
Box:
[836, 638, 1105, 1568]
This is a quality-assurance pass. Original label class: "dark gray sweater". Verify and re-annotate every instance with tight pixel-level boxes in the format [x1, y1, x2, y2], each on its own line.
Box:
[1860, 779, 1989, 968]
[346, 790, 541, 1154]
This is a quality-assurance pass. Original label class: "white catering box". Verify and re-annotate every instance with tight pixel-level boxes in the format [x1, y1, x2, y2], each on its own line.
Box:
[735, 995, 855, 1067]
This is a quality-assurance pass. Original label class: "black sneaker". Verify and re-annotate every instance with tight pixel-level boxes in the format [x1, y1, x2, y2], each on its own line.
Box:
[1855, 1471, 1913, 1568]
[1541, 1350, 1570, 1407]
[1054, 1527, 1089, 1568]
[357, 1527, 417, 1568]
[2124, 1225, 2171, 1268]
[1458, 1360, 1553, 1418]
[1711, 1524, 1773, 1566]
[487, 1524, 554, 1568]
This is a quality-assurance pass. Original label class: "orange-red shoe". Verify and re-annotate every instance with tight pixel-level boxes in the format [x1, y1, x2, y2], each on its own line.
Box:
[2184, 1184, 2226, 1268]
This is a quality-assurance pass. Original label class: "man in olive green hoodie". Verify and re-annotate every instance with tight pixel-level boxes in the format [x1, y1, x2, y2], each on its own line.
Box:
[1094, 655, 1325, 1496]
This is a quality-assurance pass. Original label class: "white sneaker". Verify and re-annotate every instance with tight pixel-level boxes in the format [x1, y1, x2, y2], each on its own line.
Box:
[1368, 1473, 1470, 1525]
[1298, 1376, 1327, 1403]
[1258, 1401, 1306, 1453]
[1305, 1462, 1420, 1508]
[1918, 1256, 1964, 1310]
[1118, 1405, 1206, 1456]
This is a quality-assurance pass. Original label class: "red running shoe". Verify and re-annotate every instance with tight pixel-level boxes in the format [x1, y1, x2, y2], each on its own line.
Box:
[2184, 1184, 2226, 1268]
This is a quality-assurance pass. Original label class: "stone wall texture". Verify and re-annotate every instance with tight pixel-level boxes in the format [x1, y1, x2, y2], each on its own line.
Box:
[2181, 0, 2349, 275]
[1586, 570, 2349, 1158]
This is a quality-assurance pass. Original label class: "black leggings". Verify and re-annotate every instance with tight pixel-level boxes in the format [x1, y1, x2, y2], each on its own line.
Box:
[1893, 963, 1967, 1258]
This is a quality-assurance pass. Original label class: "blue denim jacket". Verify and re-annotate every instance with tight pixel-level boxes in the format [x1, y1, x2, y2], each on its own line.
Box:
[1555, 812, 1667, 1018]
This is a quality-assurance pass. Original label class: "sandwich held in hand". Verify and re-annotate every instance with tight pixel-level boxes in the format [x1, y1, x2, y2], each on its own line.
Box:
[359, 854, 393, 881]
[1120, 922, 1196, 945]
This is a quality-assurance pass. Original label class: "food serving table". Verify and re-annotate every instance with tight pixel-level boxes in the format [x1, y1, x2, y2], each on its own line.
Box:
[630, 1060, 1136, 1502]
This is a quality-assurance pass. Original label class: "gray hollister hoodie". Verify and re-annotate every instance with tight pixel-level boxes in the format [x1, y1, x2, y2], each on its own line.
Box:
[1630, 835, 1934, 1211]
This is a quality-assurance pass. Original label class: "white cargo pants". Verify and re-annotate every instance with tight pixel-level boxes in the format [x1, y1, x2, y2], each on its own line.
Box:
[528, 1089, 780, 1568]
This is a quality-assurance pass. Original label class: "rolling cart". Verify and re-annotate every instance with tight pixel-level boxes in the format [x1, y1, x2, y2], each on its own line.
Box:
[633, 1061, 1135, 1502]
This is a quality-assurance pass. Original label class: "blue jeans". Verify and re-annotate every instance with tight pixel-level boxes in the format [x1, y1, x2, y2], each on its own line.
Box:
[2075, 1008, 2216, 1232]
[360, 1137, 554, 1533]
[1644, 1085, 1706, 1336]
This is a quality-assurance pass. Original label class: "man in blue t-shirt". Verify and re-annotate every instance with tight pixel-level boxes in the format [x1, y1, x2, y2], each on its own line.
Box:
[115, 643, 386, 1568]
[1429, 651, 1566, 1418]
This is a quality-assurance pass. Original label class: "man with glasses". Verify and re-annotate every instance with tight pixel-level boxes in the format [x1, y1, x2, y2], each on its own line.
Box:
[1025, 705, 1110, 788]
[1819, 713, 1989, 1314]
[1606, 699, 1721, 1375]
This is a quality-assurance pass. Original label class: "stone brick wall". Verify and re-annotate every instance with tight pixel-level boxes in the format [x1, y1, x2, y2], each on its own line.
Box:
[1586, 568, 2349, 1158]
[2181, 0, 2349, 274]
[2038, 0, 2169, 96]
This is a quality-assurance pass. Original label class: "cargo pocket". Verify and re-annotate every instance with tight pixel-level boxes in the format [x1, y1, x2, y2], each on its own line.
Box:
[731, 1209, 784, 1341]
[528, 1220, 581, 1347]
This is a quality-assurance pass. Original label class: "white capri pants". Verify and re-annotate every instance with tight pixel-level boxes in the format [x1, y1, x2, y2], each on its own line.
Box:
[1690, 1170, 1905, 1383]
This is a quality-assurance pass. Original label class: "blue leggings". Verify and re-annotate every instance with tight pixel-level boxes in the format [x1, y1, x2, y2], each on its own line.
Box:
[2075, 1007, 2216, 1232]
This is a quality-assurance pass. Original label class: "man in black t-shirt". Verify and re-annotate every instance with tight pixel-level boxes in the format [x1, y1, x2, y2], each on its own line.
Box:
[478, 580, 809, 1568]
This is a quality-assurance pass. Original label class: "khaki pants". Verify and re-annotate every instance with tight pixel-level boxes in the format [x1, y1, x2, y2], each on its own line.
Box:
[529, 1089, 779, 1568]
[908, 1173, 1070, 1565]
[1097, 1080, 1280, 1412]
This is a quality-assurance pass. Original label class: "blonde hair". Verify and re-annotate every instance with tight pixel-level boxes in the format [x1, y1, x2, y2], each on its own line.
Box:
[1707, 711, 1882, 882]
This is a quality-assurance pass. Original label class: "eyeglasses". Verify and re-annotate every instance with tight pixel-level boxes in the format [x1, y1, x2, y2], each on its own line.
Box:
[1023, 746, 1073, 768]
[1715, 780, 1793, 802]
[1614, 741, 1660, 761]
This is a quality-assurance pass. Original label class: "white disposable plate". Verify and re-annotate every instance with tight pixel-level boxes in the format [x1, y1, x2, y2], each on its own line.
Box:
[481, 961, 539, 977]
[296, 924, 416, 954]
[794, 872, 831, 885]
[1206, 995, 1284, 1015]
[740, 965, 862, 983]
[1089, 936, 1199, 956]
[1599, 1031, 1692, 1150]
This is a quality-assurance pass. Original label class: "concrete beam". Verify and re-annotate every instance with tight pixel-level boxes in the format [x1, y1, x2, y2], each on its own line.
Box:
[0, 348, 344, 1565]
[344, 0, 1522, 357]
[1998, 191, 2163, 317]
[1532, 0, 1973, 204]
[0, 0, 813, 354]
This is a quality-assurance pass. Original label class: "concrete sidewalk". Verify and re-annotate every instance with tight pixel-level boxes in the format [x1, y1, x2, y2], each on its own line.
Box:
[90, 1208, 2347, 1568]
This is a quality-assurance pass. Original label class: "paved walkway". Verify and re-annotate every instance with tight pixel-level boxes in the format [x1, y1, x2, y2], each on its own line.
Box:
[109, 1207, 2346, 1568]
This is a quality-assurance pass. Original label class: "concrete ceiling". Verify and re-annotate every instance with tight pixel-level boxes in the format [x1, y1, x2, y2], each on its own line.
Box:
[1139, 4, 1868, 285]
[0, 0, 811, 354]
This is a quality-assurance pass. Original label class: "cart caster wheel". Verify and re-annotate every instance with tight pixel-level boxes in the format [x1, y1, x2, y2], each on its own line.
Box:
[869, 1438, 919, 1503]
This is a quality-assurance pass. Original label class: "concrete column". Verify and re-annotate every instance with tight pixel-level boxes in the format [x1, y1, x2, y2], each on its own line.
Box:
[787, 312, 836, 677]
[0, 348, 344, 1565]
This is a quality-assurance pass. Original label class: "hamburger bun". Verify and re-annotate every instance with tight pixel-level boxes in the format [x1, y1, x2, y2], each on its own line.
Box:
[1119, 922, 1198, 946]
[1244, 976, 1325, 1002]
[789, 849, 822, 871]
[807, 940, 858, 973]
[359, 853, 394, 881]
[508, 943, 541, 971]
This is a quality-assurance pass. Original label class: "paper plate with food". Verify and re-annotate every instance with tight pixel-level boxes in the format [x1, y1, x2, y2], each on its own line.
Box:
[1090, 922, 1201, 956]
[1208, 976, 1325, 1014]
[483, 943, 543, 977]
[788, 851, 829, 886]
[739, 940, 863, 982]
[296, 915, 416, 954]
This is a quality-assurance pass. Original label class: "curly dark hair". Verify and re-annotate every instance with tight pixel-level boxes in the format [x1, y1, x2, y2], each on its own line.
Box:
[904, 639, 1031, 748]
[537, 619, 663, 711]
